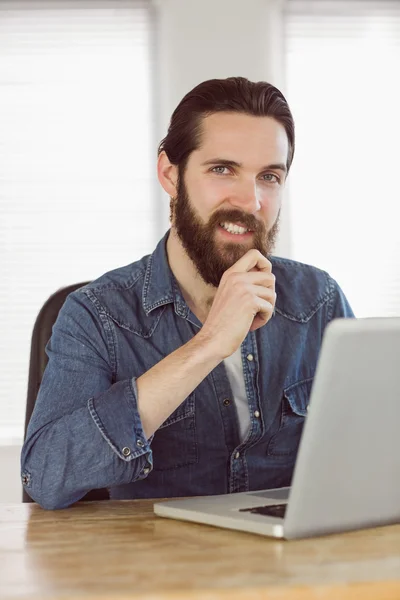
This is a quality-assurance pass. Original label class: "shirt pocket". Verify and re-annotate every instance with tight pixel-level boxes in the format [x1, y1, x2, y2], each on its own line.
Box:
[150, 392, 198, 470]
[267, 378, 312, 457]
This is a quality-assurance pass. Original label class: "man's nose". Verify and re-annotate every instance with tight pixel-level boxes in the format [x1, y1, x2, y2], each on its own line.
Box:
[229, 179, 261, 213]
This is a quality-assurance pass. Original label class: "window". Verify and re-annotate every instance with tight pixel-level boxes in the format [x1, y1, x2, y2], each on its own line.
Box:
[0, 0, 155, 443]
[285, 0, 400, 318]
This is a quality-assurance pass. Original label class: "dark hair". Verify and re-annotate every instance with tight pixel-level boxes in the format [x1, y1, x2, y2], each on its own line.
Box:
[158, 76, 295, 174]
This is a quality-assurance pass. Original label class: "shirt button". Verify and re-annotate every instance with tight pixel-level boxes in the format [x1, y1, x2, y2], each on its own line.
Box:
[136, 439, 144, 448]
[246, 354, 254, 361]
[21, 475, 29, 485]
[235, 451, 240, 459]
[254, 410, 260, 418]
[143, 467, 151, 475]
[223, 398, 231, 406]
[122, 447, 131, 457]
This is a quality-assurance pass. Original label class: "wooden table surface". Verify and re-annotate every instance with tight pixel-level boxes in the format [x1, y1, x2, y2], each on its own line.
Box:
[1, 500, 399, 600]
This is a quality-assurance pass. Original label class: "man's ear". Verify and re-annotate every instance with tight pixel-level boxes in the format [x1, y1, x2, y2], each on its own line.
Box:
[157, 151, 178, 196]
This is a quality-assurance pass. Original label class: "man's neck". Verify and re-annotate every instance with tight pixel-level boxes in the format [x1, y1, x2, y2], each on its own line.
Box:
[166, 228, 216, 323]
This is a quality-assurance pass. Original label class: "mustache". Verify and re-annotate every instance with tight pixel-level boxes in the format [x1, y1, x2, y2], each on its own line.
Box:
[208, 209, 264, 232]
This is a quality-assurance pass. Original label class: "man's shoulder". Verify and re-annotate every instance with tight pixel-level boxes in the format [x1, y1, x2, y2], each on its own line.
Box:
[85, 253, 150, 292]
[70, 253, 154, 333]
[270, 254, 330, 280]
[270, 255, 335, 323]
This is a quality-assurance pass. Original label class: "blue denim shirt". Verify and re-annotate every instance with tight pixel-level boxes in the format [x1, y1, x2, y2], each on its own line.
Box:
[21, 232, 354, 509]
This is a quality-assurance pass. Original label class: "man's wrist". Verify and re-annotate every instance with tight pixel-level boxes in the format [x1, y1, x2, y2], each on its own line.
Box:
[190, 329, 225, 365]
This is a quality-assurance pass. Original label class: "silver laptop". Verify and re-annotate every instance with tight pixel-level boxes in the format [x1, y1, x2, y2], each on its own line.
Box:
[154, 317, 400, 539]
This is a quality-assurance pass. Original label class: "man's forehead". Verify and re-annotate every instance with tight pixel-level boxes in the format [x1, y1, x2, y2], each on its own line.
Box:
[195, 112, 288, 161]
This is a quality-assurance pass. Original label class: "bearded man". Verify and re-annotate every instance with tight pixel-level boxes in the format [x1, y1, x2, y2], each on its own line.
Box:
[21, 77, 354, 510]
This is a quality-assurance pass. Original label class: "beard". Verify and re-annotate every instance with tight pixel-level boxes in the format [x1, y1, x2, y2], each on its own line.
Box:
[172, 175, 280, 288]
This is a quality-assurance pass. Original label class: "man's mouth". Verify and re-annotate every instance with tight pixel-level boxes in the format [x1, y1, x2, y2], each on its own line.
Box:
[219, 221, 254, 235]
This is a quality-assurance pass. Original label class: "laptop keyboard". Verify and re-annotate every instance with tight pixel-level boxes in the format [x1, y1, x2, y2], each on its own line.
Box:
[239, 503, 287, 519]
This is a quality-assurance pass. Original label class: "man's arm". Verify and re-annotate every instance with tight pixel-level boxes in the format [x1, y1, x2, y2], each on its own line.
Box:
[21, 290, 147, 509]
[21, 250, 275, 510]
[21, 291, 222, 510]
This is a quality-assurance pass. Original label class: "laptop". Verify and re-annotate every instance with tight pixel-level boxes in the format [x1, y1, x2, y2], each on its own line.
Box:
[154, 317, 400, 539]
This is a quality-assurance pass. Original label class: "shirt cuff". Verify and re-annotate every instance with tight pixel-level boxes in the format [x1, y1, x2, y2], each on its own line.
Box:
[88, 378, 153, 468]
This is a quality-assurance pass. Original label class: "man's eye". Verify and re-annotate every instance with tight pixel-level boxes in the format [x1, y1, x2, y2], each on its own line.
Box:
[261, 173, 280, 183]
[211, 166, 229, 174]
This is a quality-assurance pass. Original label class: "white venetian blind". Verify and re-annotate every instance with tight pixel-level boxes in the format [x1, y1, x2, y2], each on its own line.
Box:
[284, 0, 400, 318]
[0, 0, 156, 443]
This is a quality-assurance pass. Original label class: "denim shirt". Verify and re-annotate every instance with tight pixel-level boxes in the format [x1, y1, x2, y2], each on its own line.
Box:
[21, 232, 354, 509]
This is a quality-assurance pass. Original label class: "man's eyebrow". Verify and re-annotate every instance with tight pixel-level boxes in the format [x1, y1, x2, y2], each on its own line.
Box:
[201, 158, 287, 173]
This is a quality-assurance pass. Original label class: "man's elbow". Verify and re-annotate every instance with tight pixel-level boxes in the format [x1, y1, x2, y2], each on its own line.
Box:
[22, 479, 83, 510]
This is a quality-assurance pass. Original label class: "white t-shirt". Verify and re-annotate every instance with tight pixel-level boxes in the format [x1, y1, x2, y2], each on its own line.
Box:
[223, 347, 250, 442]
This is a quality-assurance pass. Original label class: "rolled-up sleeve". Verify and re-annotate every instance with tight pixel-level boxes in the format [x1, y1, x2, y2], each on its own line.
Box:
[21, 290, 152, 510]
[88, 377, 152, 462]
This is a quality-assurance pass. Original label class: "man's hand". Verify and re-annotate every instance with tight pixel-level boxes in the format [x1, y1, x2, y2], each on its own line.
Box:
[198, 249, 276, 359]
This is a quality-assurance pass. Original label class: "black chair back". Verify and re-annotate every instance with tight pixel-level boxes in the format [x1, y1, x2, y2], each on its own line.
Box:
[23, 282, 109, 503]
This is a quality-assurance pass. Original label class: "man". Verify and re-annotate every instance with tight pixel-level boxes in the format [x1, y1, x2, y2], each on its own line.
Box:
[21, 77, 354, 509]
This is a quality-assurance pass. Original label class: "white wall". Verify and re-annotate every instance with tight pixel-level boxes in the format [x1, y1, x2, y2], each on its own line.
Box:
[0, 0, 287, 503]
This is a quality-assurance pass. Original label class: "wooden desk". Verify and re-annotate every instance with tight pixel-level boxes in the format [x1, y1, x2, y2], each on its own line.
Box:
[1, 500, 399, 600]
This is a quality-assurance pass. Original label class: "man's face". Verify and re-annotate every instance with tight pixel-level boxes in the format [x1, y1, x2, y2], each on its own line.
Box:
[172, 112, 289, 287]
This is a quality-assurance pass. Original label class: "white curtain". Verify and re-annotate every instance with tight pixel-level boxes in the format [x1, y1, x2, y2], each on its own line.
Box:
[284, 0, 400, 318]
[0, 0, 155, 443]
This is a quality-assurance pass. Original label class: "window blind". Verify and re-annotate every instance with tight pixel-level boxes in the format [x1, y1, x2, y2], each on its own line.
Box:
[284, 0, 400, 318]
[0, 0, 156, 443]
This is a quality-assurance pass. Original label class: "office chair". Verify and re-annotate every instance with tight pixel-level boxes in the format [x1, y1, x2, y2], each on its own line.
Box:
[23, 282, 110, 503]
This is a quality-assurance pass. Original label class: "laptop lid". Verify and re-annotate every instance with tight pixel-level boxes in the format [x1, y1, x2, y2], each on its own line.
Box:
[284, 317, 400, 539]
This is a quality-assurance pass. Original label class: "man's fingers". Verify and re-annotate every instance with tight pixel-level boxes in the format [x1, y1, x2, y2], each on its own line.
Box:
[251, 284, 277, 303]
[249, 298, 274, 331]
[246, 271, 276, 290]
[223, 270, 275, 292]
[228, 249, 272, 274]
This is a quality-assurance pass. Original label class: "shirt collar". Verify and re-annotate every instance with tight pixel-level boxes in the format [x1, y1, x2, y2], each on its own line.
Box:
[142, 230, 190, 319]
